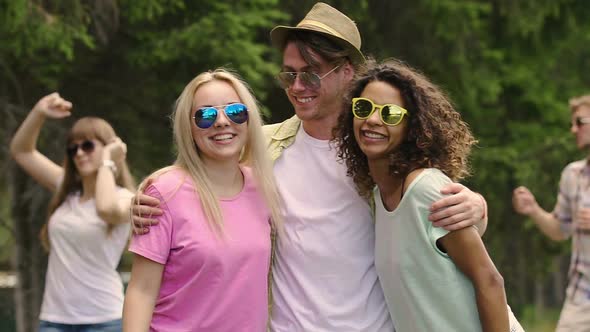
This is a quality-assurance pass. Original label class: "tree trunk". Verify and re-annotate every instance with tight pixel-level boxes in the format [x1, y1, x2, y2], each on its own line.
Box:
[534, 276, 545, 317]
[11, 166, 48, 332]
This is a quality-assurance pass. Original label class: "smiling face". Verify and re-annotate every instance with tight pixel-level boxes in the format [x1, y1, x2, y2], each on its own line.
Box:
[69, 138, 105, 177]
[191, 80, 248, 165]
[572, 104, 590, 151]
[282, 42, 349, 124]
[353, 80, 409, 161]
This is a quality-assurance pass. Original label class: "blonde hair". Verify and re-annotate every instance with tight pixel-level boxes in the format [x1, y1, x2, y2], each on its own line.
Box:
[138, 68, 282, 235]
[42, 117, 136, 250]
[569, 94, 590, 113]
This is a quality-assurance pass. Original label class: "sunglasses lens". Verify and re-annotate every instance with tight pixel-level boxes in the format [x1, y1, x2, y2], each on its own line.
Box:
[299, 72, 321, 90]
[277, 72, 321, 89]
[66, 140, 95, 157]
[80, 140, 95, 153]
[381, 106, 404, 125]
[66, 145, 78, 157]
[353, 99, 374, 118]
[277, 72, 296, 89]
[195, 107, 217, 129]
[225, 103, 248, 124]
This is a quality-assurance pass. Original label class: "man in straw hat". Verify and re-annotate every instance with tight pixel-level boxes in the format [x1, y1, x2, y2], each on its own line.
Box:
[131, 2, 488, 331]
[264, 2, 489, 331]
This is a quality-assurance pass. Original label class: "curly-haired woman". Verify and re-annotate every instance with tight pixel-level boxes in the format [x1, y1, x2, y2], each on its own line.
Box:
[334, 59, 523, 332]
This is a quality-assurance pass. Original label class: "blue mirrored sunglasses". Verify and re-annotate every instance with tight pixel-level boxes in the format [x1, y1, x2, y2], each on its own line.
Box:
[192, 103, 249, 129]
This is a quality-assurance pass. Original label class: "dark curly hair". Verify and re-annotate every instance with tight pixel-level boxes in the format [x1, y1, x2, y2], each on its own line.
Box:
[333, 58, 477, 199]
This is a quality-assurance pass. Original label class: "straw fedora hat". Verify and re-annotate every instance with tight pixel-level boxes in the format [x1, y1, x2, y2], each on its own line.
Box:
[270, 2, 365, 65]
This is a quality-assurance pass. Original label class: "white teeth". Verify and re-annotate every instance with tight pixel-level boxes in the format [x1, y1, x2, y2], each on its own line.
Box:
[213, 134, 233, 141]
[297, 97, 313, 103]
[364, 131, 386, 139]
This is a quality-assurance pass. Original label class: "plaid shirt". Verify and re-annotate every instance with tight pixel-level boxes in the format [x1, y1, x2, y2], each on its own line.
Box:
[554, 158, 590, 304]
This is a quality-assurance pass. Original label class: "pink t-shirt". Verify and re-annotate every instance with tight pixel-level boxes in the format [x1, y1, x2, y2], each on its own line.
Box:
[129, 166, 271, 332]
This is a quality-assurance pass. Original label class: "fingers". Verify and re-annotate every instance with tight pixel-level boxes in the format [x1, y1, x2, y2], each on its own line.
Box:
[439, 217, 475, 231]
[131, 216, 158, 234]
[132, 227, 149, 235]
[130, 193, 162, 236]
[135, 193, 160, 206]
[131, 205, 162, 218]
[130, 199, 161, 235]
[429, 203, 475, 225]
[576, 209, 590, 229]
[429, 193, 463, 213]
[512, 186, 538, 216]
[120, 139, 127, 154]
[107, 137, 127, 154]
[431, 210, 468, 227]
[429, 188, 483, 229]
[513, 186, 532, 199]
[106, 137, 123, 148]
[46, 92, 72, 111]
[439, 182, 466, 195]
[109, 136, 124, 145]
[36, 92, 72, 118]
[52, 97, 72, 111]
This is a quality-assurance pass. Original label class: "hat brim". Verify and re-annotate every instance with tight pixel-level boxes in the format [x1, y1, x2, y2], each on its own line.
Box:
[270, 25, 365, 65]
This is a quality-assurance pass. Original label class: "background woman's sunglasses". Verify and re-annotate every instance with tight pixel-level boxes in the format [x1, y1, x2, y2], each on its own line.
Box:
[352, 97, 409, 126]
[192, 103, 249, 129]
[66, 140, 95, 158]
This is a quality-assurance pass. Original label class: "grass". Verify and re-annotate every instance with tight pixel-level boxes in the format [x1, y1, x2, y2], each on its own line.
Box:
[519, 306, 560, 332]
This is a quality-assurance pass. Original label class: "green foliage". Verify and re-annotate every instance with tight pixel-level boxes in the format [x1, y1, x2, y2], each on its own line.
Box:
[0, 0, 96, 89]
[120, 0, 286, 100]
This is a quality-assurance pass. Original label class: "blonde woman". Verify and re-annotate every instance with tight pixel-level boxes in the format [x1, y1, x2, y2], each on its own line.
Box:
[10, 93, 135, 332]
[122, 69, 282, 332]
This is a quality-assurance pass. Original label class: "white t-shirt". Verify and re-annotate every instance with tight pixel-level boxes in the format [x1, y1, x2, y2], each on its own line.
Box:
[270, 126, 394, 332]
[39, 188, 132, 324]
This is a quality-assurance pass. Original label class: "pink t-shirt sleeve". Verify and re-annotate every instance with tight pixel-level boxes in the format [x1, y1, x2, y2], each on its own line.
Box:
[128, 184, 173, 265]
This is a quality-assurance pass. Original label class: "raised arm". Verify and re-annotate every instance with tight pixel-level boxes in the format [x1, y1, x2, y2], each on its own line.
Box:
[122, 254, 164, 332]
[428, 183, 488, 235]
[95, 137, 133, 225]
[438, 227, 509, 332]
[9, 93, 72, 192]
[512, 186, 566, 241]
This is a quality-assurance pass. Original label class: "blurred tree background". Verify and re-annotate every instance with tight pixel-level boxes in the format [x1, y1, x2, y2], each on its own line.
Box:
[1, 0, 589, 331]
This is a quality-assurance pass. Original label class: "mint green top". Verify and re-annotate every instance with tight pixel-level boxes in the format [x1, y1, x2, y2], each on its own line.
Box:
[374, 168, 482, 332]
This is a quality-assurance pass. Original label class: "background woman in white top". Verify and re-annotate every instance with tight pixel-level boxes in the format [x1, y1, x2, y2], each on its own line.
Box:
[10, 92, 135, 332]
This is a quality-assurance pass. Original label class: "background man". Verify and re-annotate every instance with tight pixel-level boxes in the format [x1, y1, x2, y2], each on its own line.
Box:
[513, 94, 590, 332]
